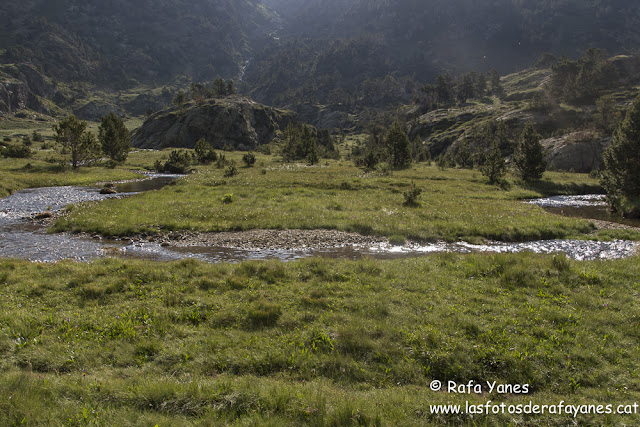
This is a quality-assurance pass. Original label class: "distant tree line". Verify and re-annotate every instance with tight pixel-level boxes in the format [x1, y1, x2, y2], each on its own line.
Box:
[415, 70, 505, 113]
[173, 78, 237, 107]
[280, 123, 340, 164]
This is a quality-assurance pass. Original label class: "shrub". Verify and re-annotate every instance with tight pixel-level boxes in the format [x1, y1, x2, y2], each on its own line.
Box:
[224, 164, 238, 177]
[194, 138, 217, 164]
[221, 193, 233, 204]
[157, 150, 192, 173]
[1, 143, 31, 158]
[403, 182, 422, 206]
[242, 152, 256, 167]
[32, 130, 45, 142]
[481, 142, 507, 184]
[215, 154, 228, 169]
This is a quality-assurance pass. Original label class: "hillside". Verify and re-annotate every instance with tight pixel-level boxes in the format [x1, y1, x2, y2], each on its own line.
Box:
[0, 0, 271, 86]
[245, 0, 640, 108]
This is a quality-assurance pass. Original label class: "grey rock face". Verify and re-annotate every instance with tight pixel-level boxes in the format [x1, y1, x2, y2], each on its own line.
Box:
[131, 96, 298, 150]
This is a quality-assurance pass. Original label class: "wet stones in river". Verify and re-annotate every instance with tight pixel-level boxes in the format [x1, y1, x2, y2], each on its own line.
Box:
[100, 183, 118, 195]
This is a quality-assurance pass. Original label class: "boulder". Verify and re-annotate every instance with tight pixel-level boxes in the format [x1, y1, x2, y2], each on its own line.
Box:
[543, 131, 609, 173]
[131, 96, 298, 150]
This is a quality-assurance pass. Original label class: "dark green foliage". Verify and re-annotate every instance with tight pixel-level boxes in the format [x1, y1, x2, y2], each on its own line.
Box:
[410, 136, 431, 163]
[98, 112, 130, 164]
[402, 182, 422, 206]
[31, 131, 44, 142]
[488, 69, 505, 98]
[194, 138, 217, 164]
[21, 134, 32, 147]
[224, 164, 239, 178]
[601, 96, 640, 212]
[456, 73, 475, 104]
[281, 123, 318, 163]
[481, 142, 507, 184]
[242, 152, 256, 167]
[384, 121, 412, 168]
[514, 123, 546, 181]
[593, 95, 622, 134]
[52, 115, 101, 168]
[316, 129, 340, 159]
[1, 143, 31, 159]
[550, 49, 618, 104]
[452, 141, 473, 169]
[212, 78, 236, 97]
[156, 150, 193, 174]
[173, 91, 187, 106]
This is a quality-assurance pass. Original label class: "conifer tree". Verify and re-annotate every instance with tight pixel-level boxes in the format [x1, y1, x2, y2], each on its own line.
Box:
[601, 95, 640, 212]
[513, 122, 546, 181]
[481, 141, 507, 184]
[384, 121, 412, 168]
[98, 112, 130, 164]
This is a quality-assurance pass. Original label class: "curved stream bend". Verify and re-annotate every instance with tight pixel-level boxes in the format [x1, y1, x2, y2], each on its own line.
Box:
[0, 186, 637, 262]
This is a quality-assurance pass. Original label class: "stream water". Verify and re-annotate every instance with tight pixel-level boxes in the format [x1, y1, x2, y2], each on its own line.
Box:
[0, 182, 637, 263]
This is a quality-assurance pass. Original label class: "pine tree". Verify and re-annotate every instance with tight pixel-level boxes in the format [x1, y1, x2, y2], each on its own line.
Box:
[481, 142, 507, 184]
[98, 112, 131, 164]
[601, 95, 640, 212]
[194, 138, 217, 164]
[53, 115, 101, 168]
[384, 121, 412, 168]
[513, 122, 546, 181]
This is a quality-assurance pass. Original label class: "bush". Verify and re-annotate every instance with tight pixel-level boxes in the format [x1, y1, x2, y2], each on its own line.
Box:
[221, 193, 233, 204]
[481, 142, 507, 184]
[242, 152, 256, 167]
[156, 150, 193, 173]
[215, 154, 228, 169]
[403, 182, 422, 206]
[32, 131, 45, 142]
[194, 138, 217, 164]
[1, 143, 31, 158]
[223, 164, 238, 177]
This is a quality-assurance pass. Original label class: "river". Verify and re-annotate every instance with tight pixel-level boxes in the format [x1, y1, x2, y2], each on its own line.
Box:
[0, 180, 637, 262]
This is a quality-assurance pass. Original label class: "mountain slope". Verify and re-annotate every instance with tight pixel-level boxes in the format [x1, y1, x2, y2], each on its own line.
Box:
[0, 0, 272, 86]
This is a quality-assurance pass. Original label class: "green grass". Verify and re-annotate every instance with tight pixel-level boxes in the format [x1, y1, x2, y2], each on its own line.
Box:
[0, 253, 639, 425]
[53, 155, 602, 242]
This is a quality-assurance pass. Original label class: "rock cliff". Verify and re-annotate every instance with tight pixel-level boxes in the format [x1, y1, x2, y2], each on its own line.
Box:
[131, 96, 298, 150]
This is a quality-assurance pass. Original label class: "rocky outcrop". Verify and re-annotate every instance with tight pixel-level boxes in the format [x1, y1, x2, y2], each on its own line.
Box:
[74, 101, 123, 121]
[543, 131, 609, 173]
[0, 63, 56, 116]
[0, 79, 50, 116]
[131, 96, 299, 150]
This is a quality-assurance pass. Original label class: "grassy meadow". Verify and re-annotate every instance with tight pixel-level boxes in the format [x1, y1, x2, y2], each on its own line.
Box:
[2, 141, 640, 425]
[51, 151, 605, 243]
[1, 253, 639, 425]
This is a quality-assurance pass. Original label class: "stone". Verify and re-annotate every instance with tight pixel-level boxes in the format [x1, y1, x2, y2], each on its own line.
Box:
[131, 96, 298, 150]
